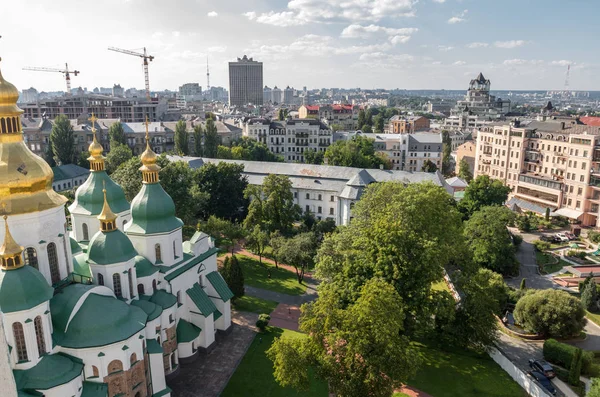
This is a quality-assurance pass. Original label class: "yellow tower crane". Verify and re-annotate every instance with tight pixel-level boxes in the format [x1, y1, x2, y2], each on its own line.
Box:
[22, 63, 80, 95]
[108, 47, 154, 100]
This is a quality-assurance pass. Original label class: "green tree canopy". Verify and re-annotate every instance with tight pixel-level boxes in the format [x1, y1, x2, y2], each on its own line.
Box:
[267, 278, 420, 397]
[514, 289, 586, 338]
[278, 232, 316, 282]
[587, 378, 600, 397]
[105, 143, 133, 174]
[441, 131, 452, 176]
[357, 109, 366, 130]
[192, 124, 204, 157]
[108, 121, 127, 146]
[421, 159, 438, 172]
[220, 255, 244, 301]
[374, 114, 384, 134]
[50, 114, 75, 165]
[245, 225, 270, 264]
[464, 206, 518, 275]
[458, 175, 511, 219]
[303, 149, 324, 165]
[458, 158, 473, 183]
[216, 137, 283, 162]
[204, 118, 221, 158]
[174, 120, 190, 155]
[324, 135, 389, 169]
[194, 162, 248, 221]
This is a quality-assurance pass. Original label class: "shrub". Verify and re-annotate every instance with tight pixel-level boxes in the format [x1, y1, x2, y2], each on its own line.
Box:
[256, 313, 271, 332]
[543, 339, 595, 375]
[569, 348, 583, 386]
[582, 280, 598, 310]
[514, 289, 586, 338]
[533, 240, 551, 252]
[221, 256, 245, 301]
[520, 278, 526, 290]
[566, 250, 587, 259]
[512, 234, 523, 246]
[589, 231, 600, 243]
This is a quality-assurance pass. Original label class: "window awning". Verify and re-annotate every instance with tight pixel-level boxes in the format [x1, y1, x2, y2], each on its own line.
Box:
[551, 208, 584, 220]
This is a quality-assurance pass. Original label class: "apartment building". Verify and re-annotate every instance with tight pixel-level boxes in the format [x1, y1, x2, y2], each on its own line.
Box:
[170, 156, 452, 226]
[455, 140, 476, 175]
[243, 118, 331, 162]
[388, 115, 430, 134]
[228, 55, 263, 106]
[474, 118, 600, 226]
[298, 104, 360, 130]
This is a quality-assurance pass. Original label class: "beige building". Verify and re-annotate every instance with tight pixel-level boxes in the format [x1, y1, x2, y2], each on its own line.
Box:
[298, 104, 360, 130]
[474, 118, 600, 226]
[388, 115, 430, 134]
[455, 141, 476, 175]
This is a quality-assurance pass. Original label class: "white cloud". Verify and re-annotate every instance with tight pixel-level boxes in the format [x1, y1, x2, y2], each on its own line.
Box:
[243, 10, 305, 26]
[207, 46, 227, 53]
[438, 45, 454, 52]
[453, 60, 466, 66]
[494, 40, 528, 49]
[207, 11, 218, 17]
[448, 9, 468, 24]
[503, 59, 544, 66]
[433, 0, 446, 3]
[172, 31, 180, 38]
[431, 61, 442, 65]
[466, 42, 488, 48]
[340, 24, 418, 38]
[551, 60, 571, 66]
[354, 52, 415, 69]
[390, 35, 412, 45]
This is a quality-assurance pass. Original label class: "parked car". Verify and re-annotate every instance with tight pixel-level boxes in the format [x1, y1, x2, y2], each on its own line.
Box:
[565, 232, 577, 240]
[529, 359, 555, 378]
[555, 233, 569, 242]
[540, 235, 554, 242]
[528, 371, 557, 395]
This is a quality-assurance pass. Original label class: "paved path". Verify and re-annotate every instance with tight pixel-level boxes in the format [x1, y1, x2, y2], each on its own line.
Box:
[507, 228, 559, 290]
[395, 385, 434, 397]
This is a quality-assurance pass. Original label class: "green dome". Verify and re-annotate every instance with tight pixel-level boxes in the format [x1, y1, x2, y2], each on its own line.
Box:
[13, 353, 83, 391]
[87, 230, 137, 265]
[127, 182, 183, 235]
[134, 255, 158, 278]
[69, 171, 129, 216]
[130, 299, 162, 321]
[69, 237, 82, 255]
[0, 266, 53, 313]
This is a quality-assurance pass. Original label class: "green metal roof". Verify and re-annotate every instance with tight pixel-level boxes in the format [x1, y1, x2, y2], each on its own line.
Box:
[81, 381, 108, 397]
[206, 271, 234, 302]
[70, 237, 83, 254]
[51, 164, 90, 182]
[214, 309, 222, 321]
[176, 319, 201, 343]
[134, 255, 159, 278]
[0, 266, 54, 313]
[130, 299, 162, 321]
[52, 291, 147, 349]
[153, 386, 173, 397]
[127, 182, 183, 235]
[186, 283, 217, 317]
[51, 284, 97, 334]
[13, 353, 83, 391]
[69, 170, 130, 216]
[146, 339, 163, 354]
[190, 231, 209, 244]
[72, 252, 92, 279]
[87, 229, 137, 265]
[163, 247, 218, 282]
[149, 290, 177, 309]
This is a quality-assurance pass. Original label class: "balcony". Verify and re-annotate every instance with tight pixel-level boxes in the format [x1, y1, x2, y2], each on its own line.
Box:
[524, 157, 539, 163]
[295, 132, 309, 138]
[518, 173, 563, 191]
[555, 151, 567, 158]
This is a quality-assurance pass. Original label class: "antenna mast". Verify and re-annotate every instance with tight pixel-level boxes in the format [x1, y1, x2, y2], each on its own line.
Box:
[206, 55, 210, 92]
[563, 64, 571, 99]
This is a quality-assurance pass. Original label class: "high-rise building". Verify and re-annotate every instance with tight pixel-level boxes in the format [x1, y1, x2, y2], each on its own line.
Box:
[228, 55, 263, 107]
[19, 87, 38, 104]
[271, 86, 282, 104]
[112, 84, 124, 97]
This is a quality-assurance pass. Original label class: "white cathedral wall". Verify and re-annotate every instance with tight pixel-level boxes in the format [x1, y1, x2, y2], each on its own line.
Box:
[2, 206, 71, 286]
[148, 351, 168, 394]
[40, 371, 83, 397]
[70, 211, 130, 242]
[188, 311, 214, 348]
[144, 317, 161, 341]
[127, 229, 183, 268]
[90, 259, 136, 302]
[136, 274, 159, 298]
[0, 316, 17, 397]
[3, 301, 51, 370]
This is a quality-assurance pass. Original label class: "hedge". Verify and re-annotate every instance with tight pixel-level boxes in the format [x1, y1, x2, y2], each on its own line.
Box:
[543, 339, 596, 376]
[589, 230, 600, 243]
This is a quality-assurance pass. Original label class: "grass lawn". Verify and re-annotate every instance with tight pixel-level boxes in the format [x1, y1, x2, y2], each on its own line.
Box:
[221, 327, 328, 397]
[393, 394, 410, 397]
[587, 310, 600, 327]
[536, 251, 565, 274]
[407, 342, 527, 397]
[432, 280, 451, 293]
[237, 255, 307, 296]
[233, 295, 279, 314]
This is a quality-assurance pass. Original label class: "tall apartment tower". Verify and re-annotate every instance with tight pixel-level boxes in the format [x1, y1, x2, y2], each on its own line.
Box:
[229, 55, 263, 107]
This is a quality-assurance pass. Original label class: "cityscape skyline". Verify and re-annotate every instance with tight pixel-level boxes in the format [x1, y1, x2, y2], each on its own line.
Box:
[2, 0, 599, 92]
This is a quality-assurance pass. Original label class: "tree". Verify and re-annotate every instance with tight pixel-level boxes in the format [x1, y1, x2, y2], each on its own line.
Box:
[194, 162, 248, 221]
[267, 279, 420, 397]
[108, 121, 127, 146]
[569, 348, 583, 386]
[278, 108, 285, 121]
[581, 280, 598, 311]
[279, 232, 316, 283]
[324, 135, 389, 169]
[269, 231, 285, 268]
[76, 152, 89, 170]
[105, 143, 133, 174]
[203, 215, 232, 247]
[464, 206, 518, 275]
[220, 256, 244, 301]
[303, 149, 324, 165]
[244, 174, 300, 234]
[330, 123, 343, 132]
[458, 175, 511, 219]
[217, 137, 283, 162]
[245, 225, 269, 264]
[374, 114, 384, 134]
[204, 118, 221, 158]
[43, 143, 56, 167]
[421, 159, 438, 172]
[174, 120, 189, 155]
[587, 378, 600, 397]
[365, 108, 373, 126]
[357, 109, 366, 130]
[442, 131, 452, 176]
[256, 313, 271, 332]
[513, 289, 586, 338]
[192, 123, 204, 157]
[50, 114, 75, 165]
[362, 124, 373, 133]
[315, 182, 466, 334]
[458, 158, 473, 183]
[520, 278, 527, 290]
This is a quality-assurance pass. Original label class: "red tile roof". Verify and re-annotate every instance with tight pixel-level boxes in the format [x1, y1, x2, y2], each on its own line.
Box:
[580, 116, 600, 127]
[304, 105, 319, 111]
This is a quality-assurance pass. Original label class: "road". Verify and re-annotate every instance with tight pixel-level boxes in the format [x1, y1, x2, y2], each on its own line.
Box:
[506, 229, 558, 290]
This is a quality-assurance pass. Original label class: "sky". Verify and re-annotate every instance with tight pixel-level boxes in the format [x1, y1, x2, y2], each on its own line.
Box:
[1, 0, 599, 92]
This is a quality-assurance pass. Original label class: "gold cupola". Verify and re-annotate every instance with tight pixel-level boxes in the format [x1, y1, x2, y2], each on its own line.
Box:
[139, 115, 160, 184]
[97, 182, 117, 232]
[0, 215, 24, 270]
[0, 58, 67, 215]
[87, 113, 106, 171]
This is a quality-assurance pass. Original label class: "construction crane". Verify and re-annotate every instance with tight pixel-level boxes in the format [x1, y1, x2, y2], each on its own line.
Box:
[23, 63, 79, 95]
[108, 46, 154, 100]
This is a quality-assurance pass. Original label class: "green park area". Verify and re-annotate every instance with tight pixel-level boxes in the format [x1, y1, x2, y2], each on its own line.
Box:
[233, 295, 279, 314]
[236, 255, 307, 296]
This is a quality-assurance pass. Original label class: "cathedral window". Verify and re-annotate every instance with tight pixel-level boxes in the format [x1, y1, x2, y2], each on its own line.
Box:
[47, 243, 60, 284]
[107, 359, 123, 374]
[97, 273, 104, 286]
[138, 284, 145, 295]
[152, 279, 157, 292]
[24, 247, 38, 269]
[130, 353, 137, 365]
[34, 316, 46, 356]
[92, 365, 99, 377]
[82, 223, 89, 241]
[12, 322, 28, 362]
[177, 291, 181, 305]
[173, 240, 176, 259]
[113, 273, 122, 298]
[128, 270, 134, 298]
[155, 244, 162, 263]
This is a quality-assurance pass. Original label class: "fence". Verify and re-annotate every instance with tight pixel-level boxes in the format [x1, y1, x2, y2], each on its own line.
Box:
[489, 347, 553, 397]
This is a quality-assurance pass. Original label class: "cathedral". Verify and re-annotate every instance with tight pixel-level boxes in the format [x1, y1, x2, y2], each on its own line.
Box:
[0, 59, 233, 397]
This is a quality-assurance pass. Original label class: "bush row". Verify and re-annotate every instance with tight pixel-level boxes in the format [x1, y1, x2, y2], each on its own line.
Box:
[589, 230, 600, 243]
[543, 339, 598, 376]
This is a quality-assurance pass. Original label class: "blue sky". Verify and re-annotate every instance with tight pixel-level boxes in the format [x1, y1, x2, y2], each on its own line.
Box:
[1, 0, 598, 92]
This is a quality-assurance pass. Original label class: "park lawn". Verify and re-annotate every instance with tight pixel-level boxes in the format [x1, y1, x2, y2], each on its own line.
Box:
[587, 310, 600, 327]
[407, 342, 527, 397]
[393, 394, 410, 397]
[536, 251, 565, 274]
[221, 327, 328, 397]
[233, 295, 279, 314]
[237, 255, 307, 296]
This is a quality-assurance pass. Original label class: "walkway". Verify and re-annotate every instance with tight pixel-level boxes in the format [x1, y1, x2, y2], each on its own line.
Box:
[395, 385, 434, 397]
[506, 228, 558, 290]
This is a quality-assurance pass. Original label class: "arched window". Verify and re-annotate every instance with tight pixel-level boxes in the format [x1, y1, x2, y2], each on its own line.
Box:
[173, 240, 176, 259]
[34, 316, 46, 356]
[152, 279, 157, 292]
[138, 284, 145, 295]
[92, 365, 99, 377]
[130, 353, 137, 365]
[24, 248, 38, 269]
[107, 359, 123, 374]
[155, 244, 162, 263]
[97, 273, 104, 286]
[198, 274, 203, 287]
[82, 223, 89, 241]
[113, 273, 122, 298]
[47, 243, 60, 284]
[12, 322, 27, 362]
[177, 291, 181, 305]
[128, 270, 134, 298]
[122, 220, 127, 229]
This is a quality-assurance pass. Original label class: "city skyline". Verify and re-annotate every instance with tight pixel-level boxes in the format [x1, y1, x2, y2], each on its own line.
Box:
[2, 0, 599, 92]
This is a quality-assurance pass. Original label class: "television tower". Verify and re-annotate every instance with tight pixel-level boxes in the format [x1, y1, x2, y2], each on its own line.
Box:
[206, 56, 210, 91]
[563, 64, 571, 99]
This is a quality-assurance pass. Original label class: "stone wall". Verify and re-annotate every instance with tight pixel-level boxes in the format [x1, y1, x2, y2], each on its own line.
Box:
[162, 325, 178, 373]
[104, 359, 148, 397]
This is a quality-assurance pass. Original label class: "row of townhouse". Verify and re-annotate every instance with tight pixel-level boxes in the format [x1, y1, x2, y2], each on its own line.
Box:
[298, 104, 361, 130]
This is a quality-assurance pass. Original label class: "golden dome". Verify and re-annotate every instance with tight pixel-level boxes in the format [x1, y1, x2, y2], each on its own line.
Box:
[0, 59, 67, 216]
[88, 133, 104, 157]
[86, 114, 106, 171]
[139, 116, 161, 183]
[97, 185, 117, 232]
[1, 215, 24, 270]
